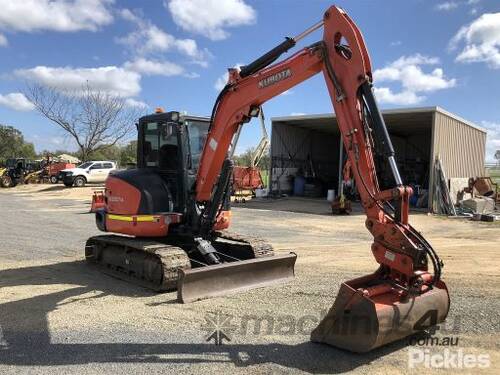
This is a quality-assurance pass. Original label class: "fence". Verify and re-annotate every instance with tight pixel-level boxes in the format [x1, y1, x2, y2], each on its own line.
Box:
[485, 163, 500, 184]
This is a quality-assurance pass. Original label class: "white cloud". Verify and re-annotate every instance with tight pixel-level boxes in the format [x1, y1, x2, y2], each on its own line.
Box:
[119, 8, 140, 24]
[373, 88, 423, 106]
[214, 73, 228, 91]
[0, 0, 113, 33]
[117, 9, 210, 66]
[435, 0, 482, 15]
[481, 121, 500, 162]
[0, 92, 35, 111]
[373, 54, 456, 105]
[435, 2, 459, 11]
[390, 41, 402, 47]
[16, 66, 141, 97]
[0, 33, 7, 47]
[184, 72, 200, 79]
[123, 58, 185, 77]
[214, 63, 243, 91]
[166, 0, 256, 41]
[450, 12, 500, 69]
[125, 98, 148, 109]
[50, 136, 65, 146]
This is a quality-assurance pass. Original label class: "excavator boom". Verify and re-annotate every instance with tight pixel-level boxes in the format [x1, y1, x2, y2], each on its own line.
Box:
[187, 5, 449, 352]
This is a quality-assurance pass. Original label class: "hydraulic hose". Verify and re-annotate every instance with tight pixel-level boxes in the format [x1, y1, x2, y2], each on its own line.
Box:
[320, 42, 442, 285]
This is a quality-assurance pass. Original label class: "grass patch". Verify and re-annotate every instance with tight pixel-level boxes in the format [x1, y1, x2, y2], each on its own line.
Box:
[486, 168, 500, 185]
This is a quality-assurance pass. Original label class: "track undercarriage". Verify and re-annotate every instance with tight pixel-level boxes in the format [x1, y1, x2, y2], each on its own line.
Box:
[85, 231, 296, 302]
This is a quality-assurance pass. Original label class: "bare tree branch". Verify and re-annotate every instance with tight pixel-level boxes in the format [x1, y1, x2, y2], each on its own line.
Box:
[25, 83, 143, 161]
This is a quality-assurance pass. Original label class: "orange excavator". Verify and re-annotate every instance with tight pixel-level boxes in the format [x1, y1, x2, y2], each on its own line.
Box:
[86, 5, 449, 352]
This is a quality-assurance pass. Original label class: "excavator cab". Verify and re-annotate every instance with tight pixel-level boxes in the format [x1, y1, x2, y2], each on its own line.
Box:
[137, 112, 209, 171]
[135, 111, 210, 213]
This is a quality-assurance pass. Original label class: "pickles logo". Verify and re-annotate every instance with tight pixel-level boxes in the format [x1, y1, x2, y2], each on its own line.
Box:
[258, 69, 291, 88]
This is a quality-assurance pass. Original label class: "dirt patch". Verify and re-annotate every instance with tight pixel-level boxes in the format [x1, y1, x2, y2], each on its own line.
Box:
[0, 183, 103, 202]
[0, 191, 499, 374]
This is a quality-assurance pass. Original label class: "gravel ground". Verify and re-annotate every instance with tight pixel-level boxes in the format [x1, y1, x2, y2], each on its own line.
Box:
[0, 187, 499, 374]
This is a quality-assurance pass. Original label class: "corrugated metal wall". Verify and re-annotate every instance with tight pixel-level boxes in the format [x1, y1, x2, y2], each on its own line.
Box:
[431, 112, 486, 178]
[429, 111, 486, 208]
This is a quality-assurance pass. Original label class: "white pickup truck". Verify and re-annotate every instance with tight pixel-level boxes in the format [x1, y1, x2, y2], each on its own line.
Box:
[59, 161, 117, 187]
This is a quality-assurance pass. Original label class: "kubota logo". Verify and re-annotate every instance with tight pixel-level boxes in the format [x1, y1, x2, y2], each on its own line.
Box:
[258, 68, 291, 88]
[108, 196, 124, 203]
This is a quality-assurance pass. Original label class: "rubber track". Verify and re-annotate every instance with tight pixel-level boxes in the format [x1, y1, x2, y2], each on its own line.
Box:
[86, 235, 190, 291]
[86, 231, 274, 292]
[214, 230, 274, 258]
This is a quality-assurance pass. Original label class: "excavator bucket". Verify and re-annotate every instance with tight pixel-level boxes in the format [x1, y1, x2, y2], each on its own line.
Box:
[311, 272, 450, 352]
[178, 253, 297, 303]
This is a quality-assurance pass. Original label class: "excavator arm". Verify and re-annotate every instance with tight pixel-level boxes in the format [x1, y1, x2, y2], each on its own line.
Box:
[195, 5, 449, 352]
[197, 5, 438, 286]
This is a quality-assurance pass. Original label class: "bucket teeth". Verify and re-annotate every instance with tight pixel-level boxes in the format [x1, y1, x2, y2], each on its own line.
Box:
[311, 273, 450, 352]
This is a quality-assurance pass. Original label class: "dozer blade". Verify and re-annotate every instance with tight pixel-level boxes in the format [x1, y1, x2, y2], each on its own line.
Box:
[311, 272, 450, 353]
[178, 252, 297, 303]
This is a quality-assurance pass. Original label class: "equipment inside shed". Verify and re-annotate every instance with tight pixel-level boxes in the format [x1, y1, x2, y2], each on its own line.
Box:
[270, 110, 434, 208]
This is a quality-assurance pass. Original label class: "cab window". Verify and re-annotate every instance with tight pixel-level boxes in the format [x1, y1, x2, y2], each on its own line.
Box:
[143, 122, 178, 168]
[186, 120, 209, 171]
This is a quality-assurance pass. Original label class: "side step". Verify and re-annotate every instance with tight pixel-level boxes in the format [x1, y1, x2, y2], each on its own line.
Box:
[178, 253, 297, 303]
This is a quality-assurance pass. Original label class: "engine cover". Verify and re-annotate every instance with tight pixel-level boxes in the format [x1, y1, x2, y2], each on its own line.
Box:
[105, 169, 174, 215]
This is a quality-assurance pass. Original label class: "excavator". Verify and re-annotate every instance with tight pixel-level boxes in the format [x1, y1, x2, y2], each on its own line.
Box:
[86, 5, 450, 352]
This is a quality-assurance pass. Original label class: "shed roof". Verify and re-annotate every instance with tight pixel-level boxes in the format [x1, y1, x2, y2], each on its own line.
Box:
[271, 106, 485, 135]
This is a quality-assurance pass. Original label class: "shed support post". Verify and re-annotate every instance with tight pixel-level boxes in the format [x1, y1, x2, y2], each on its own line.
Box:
[337, 136, 343, 199]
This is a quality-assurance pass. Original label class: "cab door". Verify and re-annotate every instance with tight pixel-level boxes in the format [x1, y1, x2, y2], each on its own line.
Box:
[101, 162, 115, 180]
[87, 163, 104, 182]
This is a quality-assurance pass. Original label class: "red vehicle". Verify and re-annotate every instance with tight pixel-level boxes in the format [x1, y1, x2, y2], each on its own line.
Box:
[47, 162, 75, 183]
[232, 166, 264, 191]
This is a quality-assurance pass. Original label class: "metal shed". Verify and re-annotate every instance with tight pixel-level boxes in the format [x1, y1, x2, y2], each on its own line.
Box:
[270, 106, 486, 208]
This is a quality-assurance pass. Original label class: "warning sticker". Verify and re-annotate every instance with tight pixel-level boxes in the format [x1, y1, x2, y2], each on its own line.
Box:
[384, 251, 396, 262]
[209, 138, 218, 151]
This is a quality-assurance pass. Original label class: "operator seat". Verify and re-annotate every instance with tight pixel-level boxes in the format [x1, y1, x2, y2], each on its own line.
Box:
[159, 144, 179, 209]
[159, 144, 178, 171]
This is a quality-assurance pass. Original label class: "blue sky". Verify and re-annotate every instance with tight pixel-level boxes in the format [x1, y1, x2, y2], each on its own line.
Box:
[0, 0, 499, 161]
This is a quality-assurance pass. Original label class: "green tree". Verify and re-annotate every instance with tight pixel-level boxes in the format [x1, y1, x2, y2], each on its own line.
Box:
[84, 140, 136, 167]
[38, 149, 80, 159]
[87, 144, 122, 163]
[233, 146, 270, 170]
[119, 140, 137, 166]
[0, 125, 36, 162]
